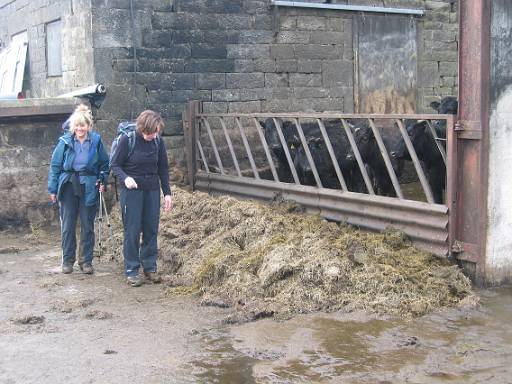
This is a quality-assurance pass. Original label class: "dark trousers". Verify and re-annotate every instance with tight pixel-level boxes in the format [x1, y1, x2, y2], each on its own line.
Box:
[120, 188, 160, 277]
[59, 182, 97, 266]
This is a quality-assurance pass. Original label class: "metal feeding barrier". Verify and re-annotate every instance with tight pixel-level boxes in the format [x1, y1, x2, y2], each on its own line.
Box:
[184, 101, 456, 256]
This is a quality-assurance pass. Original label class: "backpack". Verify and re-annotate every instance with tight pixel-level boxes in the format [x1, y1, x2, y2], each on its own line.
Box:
[62, 116, 71, 132]
[109, 121, 160, 170]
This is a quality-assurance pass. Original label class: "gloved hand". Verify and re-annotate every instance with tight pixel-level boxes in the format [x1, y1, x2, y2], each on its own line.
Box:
[124, 177, 138, 189]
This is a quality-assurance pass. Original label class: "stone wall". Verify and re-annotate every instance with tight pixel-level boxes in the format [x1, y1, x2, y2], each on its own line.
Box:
[90, 0, 458, 167]
[1, 0, 459, 169]
[0, 0, 94, 97]
[417, 0, 459, 108]
[0, 99, 75, 230]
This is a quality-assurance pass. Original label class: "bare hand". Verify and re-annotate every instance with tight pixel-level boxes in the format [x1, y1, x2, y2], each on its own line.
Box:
[50, 194, 57, 203]
[96, 180, 106, 193]
[124, 177, 138, 189]
[164, 195, 173, 211]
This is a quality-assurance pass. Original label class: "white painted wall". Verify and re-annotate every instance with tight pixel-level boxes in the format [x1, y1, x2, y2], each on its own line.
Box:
[486, 85, 512, 283]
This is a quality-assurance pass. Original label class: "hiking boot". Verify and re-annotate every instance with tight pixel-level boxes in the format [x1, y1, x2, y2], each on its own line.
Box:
[80, 264, 94, 275]
[62, 264, 73, 274]
[144, 271, 161, 284]
[126, 276, 143, 287]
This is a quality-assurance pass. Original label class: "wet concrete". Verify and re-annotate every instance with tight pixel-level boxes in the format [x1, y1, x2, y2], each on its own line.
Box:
[0, 238, 230, 384]
[1, 236, 511, 383]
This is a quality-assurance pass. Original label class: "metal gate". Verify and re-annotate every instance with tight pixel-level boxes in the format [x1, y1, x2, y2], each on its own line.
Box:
[183, 101, 456, 256]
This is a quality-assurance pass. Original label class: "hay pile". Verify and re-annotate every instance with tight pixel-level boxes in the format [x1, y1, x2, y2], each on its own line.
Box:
[102, 187, 474, 322]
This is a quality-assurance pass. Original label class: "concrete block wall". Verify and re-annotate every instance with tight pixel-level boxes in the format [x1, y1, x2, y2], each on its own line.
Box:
[0, 99, 74, 230]
[89, 0, 458, 169]
[417, 0, 459, 110]
[0, 0, 95, 97]
[1, 0, 459, 170]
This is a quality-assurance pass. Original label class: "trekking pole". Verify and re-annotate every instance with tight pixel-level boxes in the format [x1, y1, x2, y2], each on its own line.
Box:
[100, 190, 115, 259]
[114, 176, 119, 201]
[97, 189, 103, 259]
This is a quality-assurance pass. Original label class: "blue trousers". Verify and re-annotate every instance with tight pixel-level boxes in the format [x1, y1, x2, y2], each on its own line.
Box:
[59, 182, 97, 266]
[120, 188, 160, 277]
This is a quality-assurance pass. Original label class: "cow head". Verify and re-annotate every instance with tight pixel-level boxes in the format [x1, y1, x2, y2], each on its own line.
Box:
[392, 120, 411, 160]
[346, 124, 373, 163]
[430, 96, 458, 115]
[402, 120, 431, 161]
[293, 136, 329, 186]
[259, 118, 299, 157]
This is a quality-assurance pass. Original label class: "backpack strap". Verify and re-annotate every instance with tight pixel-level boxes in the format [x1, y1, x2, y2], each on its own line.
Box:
[126, 131, 137, 158]
[155, 135, 160, 158]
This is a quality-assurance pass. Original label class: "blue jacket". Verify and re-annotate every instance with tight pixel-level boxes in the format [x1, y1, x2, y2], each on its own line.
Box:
[48, 131, 109, 207]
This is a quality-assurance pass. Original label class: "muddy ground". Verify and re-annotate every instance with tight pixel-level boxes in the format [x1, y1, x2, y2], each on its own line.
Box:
[0, 187, 505, 383]
[1, 234, 512, 383]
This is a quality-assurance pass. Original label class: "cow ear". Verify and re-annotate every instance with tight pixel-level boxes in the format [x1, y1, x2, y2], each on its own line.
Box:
[309, 137, 322, 145]
[288, 134, 300, 149]
[430, 101, 440, 112]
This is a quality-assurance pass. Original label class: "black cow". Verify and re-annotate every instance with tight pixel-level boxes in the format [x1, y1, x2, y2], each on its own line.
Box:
[292, 120, 365, 191]
[259, 118, 299, 183]
[392, 96, 458, 203]
[430, 96, 458, 115]
[394, 120, 446, 203]
[346, 122, 403, 197]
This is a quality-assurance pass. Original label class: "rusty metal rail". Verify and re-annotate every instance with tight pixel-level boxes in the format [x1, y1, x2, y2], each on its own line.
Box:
[184, 101, 455, 256]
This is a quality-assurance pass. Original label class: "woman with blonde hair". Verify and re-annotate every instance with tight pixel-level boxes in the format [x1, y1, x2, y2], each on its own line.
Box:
[48, 104, 109, 274]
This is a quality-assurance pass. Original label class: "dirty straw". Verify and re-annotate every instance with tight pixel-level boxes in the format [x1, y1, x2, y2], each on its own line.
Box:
[102, 187, 475, 322]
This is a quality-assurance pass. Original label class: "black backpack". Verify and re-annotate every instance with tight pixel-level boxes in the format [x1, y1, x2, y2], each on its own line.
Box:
[109, 121, 161, 167]
[109, 121, 160, 200]
[109, 121, 137, 169]
[62, 116, 71, 132]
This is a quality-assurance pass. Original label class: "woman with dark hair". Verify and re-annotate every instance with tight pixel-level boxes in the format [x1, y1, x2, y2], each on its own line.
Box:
[110, 110, 173, 287]
[48, 104, 109, 274]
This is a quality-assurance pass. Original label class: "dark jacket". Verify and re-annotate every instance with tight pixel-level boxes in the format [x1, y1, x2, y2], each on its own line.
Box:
[48, 131, 109, 206]
[110, 132, 171, 196]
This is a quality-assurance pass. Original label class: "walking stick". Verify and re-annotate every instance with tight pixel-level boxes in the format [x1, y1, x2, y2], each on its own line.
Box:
[97, 189, 104, 259]
[100, 190, 115, 258]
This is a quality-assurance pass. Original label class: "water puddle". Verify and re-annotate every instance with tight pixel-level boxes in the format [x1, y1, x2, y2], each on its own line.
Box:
[187, 286, 512, 383]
